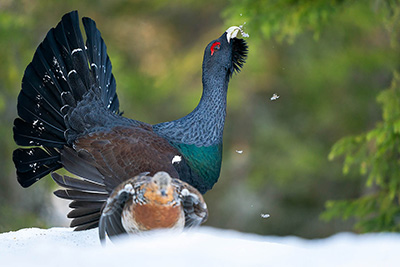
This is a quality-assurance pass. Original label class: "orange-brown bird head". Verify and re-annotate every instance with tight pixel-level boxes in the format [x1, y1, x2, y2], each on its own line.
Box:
[142, 171, 178, 205]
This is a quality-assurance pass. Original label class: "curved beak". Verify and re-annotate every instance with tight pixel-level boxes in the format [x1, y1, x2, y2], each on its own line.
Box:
[226, 26, 241, 43]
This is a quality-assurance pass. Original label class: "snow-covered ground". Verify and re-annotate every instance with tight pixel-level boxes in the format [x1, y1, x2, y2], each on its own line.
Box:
[1, 227, 399, 266]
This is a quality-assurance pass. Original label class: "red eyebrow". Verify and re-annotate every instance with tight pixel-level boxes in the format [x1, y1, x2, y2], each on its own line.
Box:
[210, 42, 221, 56]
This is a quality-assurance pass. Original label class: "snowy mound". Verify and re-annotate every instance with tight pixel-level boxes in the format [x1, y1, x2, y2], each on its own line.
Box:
[1, 227, 399, 266]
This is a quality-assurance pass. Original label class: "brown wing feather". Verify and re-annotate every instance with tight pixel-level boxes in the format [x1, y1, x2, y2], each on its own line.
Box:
[73, 125, 181, 191]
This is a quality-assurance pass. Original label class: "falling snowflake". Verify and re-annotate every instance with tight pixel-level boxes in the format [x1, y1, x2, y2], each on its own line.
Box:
[235, 150, 243, 154]
[239, 24, 249, 38]
[260, 213, 270, 219]
[270, 93, 280, 101]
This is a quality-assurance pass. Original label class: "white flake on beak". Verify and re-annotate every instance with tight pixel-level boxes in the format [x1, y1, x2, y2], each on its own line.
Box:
[226, 26, 241, 43]
[226, 26, 249, 42]
[172, 155, 182, 164]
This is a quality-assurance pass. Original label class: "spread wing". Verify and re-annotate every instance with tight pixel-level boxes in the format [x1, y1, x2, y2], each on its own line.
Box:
[174, 179, 208, 227]
[98, 183, 131, 243]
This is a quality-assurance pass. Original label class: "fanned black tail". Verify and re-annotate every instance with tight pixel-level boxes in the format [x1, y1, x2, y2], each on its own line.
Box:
[13, 11, 119, 187]
[52, 172, 108, 231]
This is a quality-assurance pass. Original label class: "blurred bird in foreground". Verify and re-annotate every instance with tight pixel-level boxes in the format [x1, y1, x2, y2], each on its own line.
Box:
[53, 171, 207, 243]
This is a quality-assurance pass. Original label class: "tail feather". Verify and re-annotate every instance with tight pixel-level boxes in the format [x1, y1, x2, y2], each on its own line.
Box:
[13, 11, 120, 187]
[13, 147, 62, 187]
[35, 28, 86, 103]
[70, 212, 101, 228]
[54, 189, 108, 201]
[69, 200, 104, 209]
[82, 17, 119, 113]
[14, 118, 65, 147]
[16, 92, 65, 137]
[33, 38, 69, 98]
[52, 172, 106, 193]
[68, 207, 101, 218]
[53, 12, 92, 94]
[20, 65, 65, 120]
[75, 221, 99, 231]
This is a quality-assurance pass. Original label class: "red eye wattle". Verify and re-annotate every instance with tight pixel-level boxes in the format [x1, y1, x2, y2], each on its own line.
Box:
[210, 42, 221, 56]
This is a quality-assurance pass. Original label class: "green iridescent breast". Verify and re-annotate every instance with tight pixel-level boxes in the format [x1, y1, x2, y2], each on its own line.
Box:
[172, 142, 222, 192]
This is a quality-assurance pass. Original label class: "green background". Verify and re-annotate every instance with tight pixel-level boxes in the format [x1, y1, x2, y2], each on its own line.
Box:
[1, 0, 398, 238]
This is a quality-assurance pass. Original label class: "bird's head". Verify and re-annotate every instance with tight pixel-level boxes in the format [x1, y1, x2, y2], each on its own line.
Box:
[203, 26, 248, 79]
[144, 171, 177, 205]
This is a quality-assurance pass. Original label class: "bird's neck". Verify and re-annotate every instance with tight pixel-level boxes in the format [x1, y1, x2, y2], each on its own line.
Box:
[153, 71, 229, 147]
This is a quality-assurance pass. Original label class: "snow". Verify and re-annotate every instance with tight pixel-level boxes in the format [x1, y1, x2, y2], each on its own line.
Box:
[270, 93, 280, 100]
[239, 23, 249, 38]
[1, 227, 399, 266]
[260, 213, 270, 219]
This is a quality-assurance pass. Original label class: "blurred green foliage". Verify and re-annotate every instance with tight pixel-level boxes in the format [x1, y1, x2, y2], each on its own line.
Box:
[322, 70, 400, 232]
[320, 1, 400, 232]
[0, 0, 398, 237]
[224, 0, 348, 43]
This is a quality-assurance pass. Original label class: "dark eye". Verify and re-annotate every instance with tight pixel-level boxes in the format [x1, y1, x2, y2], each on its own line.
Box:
[210, 42, 221, 56]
